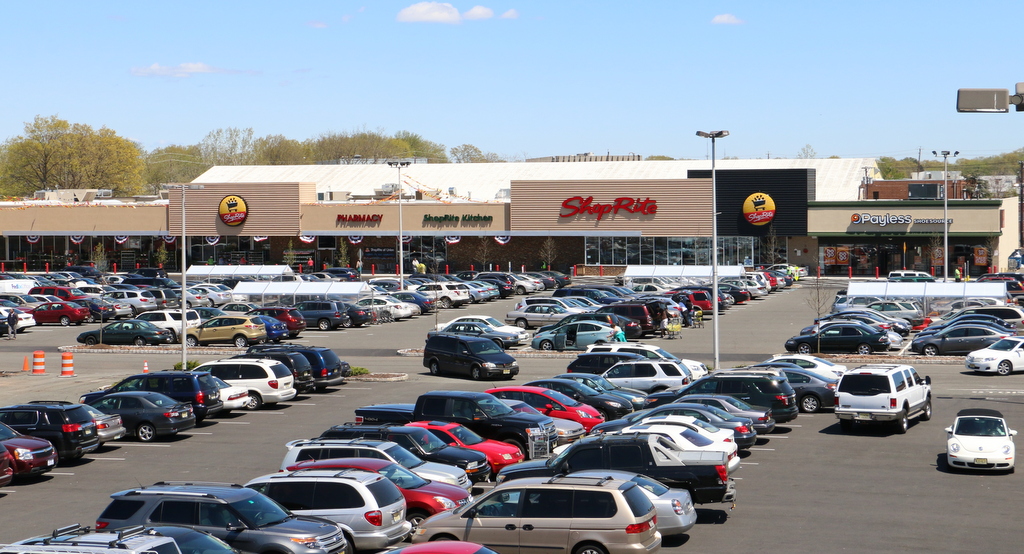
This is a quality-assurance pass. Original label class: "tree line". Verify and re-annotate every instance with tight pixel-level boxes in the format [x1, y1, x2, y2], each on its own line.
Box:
[2, 115, 1023, 198]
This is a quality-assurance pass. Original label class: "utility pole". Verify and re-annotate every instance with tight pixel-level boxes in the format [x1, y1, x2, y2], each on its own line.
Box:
[1019, 160, 1023, 250]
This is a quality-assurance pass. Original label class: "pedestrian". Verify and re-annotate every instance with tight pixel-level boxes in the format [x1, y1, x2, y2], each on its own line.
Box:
[218, 255, 226, 265]
[355, 259, 363, 275]
[612, 323, 627, 342]
[954, 267, 962, 282]
[681, 297, 693, 327]
[652, 308, 665, 338]
[6, 309, 17, 340]
[239, 256, 247, 265]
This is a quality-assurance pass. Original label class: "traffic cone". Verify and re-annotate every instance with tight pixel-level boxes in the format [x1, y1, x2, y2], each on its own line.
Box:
[21, 356, 29, 372]
[143, 360, 149, 373]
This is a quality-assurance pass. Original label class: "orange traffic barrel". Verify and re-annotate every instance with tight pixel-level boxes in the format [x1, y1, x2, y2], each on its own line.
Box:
[31, 351, 45, 375]
[59, 352, 75, 378]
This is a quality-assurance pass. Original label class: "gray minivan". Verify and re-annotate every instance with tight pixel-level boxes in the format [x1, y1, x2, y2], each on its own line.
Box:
[423, 334, 520, 380]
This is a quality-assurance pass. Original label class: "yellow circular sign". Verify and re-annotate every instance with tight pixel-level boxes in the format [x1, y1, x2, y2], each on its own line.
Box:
[218, 195, 248, 226]
[742, 192, 776, 226]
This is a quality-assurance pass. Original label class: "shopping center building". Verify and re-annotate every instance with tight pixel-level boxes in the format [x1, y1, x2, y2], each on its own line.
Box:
[0, 158, 1016, 277]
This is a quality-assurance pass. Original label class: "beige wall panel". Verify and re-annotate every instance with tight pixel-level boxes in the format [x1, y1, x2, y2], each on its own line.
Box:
[301, 203, 508, 234]
[0, 205, 168, 234]
[510, 180, 713, 236]
[808, 205, 1000, 234]
[168, 182, 310, 235]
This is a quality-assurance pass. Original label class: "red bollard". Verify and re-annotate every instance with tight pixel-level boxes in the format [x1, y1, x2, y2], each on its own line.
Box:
[600, 265, 604, 276]
[1, 263, 5, 272]
[573, 265, 578, 276]
[113, 262, 117, 273]
[445, 265, 449, 274]
[470, 264, 475, 271]
[298, 264, 303, 273]
[136, 263, 140, 269]
[322, 263, 327, 270]
[45, 262, 49, 272]
[371, 264, 376, 275]
[848, 266, 853, 278]
[22, 262, 27, 272]
[817, 266, 822, 278]
[875, 267, 879, 279]
[930, 266, 935, 276]
[158, 263, 163, 269]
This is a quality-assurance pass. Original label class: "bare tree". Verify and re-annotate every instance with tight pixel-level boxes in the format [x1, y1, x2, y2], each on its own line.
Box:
[802, 255, 836, 353]
[473, 237, 494, 270]
[796, 144, 817, 159]
[538, 237, 558, 271]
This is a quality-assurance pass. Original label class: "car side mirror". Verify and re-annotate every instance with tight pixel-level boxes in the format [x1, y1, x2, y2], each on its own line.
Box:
[545, 403, 554, 411]
[924, 376, 931, 385]
[226, 524, 245, 532]
[463, 507, 478, 518]
[1012, 430, 1019, 437]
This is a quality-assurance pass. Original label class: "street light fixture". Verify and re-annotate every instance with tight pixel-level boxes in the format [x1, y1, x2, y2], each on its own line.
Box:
[163, 183, 205, 369]
[931, 150, 958, 280]
[387, 161, 411, 289]
[696, 130, 729, 371]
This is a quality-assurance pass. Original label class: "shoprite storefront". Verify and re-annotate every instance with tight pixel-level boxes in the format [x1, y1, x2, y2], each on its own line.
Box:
[808, 199, 1016, 277]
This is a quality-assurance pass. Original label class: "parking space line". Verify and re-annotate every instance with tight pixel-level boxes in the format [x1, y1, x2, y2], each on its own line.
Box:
[112, 443, 170, 447]
[90, 457, 126, 461]
[286, 403, 316, 406]
[181, 432, 213, 435]
[748, 447, 775, 451]
[769, 435, 789, 438]
[787, 424, 802, 427]
[216, 421, 251, 425]
[48, 472, 75, 476]
[245, 411, 284, 415]
[739, 462, 759, 465]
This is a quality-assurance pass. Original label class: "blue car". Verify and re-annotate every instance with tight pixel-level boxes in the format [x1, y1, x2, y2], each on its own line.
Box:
[531, 321, 617, 351]
[254, 314, 287, 343]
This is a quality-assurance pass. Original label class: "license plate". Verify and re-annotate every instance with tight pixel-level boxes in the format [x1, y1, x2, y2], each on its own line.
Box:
[392, 512, 401, 523]
[855, 413, 872, 421]
[975, 458, 989, 464]
[47, 458, 55, 466]
[503, 369, 511, 374]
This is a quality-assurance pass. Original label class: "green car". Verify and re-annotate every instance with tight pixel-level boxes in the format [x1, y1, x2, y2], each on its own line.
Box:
[77, 319, 175, 346]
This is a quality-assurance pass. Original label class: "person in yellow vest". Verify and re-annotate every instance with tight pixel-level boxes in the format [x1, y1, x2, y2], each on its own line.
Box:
[954, 267, 961, 282]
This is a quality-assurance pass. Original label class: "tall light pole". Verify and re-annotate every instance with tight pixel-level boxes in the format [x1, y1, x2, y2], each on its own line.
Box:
[932, 150, 958, 280]
[164, 183, 204, 369]
[697, 130, 729, 371]
[387, 161, 411, 288]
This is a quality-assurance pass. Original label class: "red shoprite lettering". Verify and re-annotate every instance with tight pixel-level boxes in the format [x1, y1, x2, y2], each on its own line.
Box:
[560, 196, 657, 220]
[336, 214, 383, 223]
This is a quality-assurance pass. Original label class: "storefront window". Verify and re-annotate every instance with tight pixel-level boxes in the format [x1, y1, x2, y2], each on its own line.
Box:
[583, 235, 766, 266]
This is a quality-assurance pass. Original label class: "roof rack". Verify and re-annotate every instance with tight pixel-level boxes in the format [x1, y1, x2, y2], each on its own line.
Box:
[28, 400, 76, 405]
[37, 524, 148, 548]
[150, 481, 243, 488]
[546, 475, 616, 486]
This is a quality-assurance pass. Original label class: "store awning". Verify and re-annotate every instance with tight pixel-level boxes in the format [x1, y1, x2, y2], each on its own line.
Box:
[187, 265, 294, 279]
[622, 265, 748, 279]
[231, 280, 371, 305]
[847, 281, 1008, 299]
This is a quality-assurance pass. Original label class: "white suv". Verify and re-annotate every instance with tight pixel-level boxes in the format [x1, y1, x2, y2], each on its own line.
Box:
[2, 524, 185, 554]
[835, 364, 932, 434]
[414, 282, 471, 309]
[586, 343, 708, 379]
[196, 358, 297, 410]
[136, 309, 201, 342]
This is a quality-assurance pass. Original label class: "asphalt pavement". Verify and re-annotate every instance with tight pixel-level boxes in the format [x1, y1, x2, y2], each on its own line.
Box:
[0, 281, 1022, 552]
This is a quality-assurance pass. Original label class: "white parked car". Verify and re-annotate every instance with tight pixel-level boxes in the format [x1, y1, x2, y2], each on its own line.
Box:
[763, 354, 848, 378]
[0, 307, 36, 333]
[512, 275, 543, 293]
[78, 284, 116, 297]
[615, 415, 740, 473]
[135, 309, 201, 342]
[414, 282, 471, 309]
[197, 358, 297, 410]
[356, 296, 416, 320]
[966, 336, 1024, 376]
[945, 408, 1016, 472]
[210, 375, 250, 413]
[436, 315, 526, 335]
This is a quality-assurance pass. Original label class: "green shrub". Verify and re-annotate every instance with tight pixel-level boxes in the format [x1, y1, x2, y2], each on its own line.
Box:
[173, 360, 201, 370]
[350, 366, 369, 376]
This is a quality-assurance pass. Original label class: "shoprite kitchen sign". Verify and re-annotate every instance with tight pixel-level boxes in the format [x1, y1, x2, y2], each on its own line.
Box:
[851, 212, 951, 226]
[423, 214, 494, 224]
[560, 196, 658, 220]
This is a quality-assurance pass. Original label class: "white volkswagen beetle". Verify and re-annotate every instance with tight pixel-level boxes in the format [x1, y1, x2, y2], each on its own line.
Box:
[945, 408, 1016, 472]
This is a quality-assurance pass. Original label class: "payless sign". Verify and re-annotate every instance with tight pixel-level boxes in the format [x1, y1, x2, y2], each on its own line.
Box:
[559, 196, 657, 220]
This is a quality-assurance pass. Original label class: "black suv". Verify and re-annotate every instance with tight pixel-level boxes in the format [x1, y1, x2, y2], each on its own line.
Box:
[247, 344, 349, 390]
[79, 371, 224, 422]
[0, 401, 99, 460]
[318, 423, 491, 482]
[423, 334, 519, 380]
[673, 373, 799, 424]
[235, 351, 316, 393]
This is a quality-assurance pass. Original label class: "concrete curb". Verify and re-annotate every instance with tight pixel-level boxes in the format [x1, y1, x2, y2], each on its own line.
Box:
[346, 373, 408, 382]
[397, 348, 577, 358]
[58, 345, 245, 355]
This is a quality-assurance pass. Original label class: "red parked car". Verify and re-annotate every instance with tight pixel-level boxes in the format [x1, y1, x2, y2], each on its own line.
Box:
[28, 301, 91, 326]
[485, 385, 604, 432]
[0, 448, 13, 488]
[406, 420, 524, 473]
[0, 422, 59, 477]
[248, 307, 306, 338]
[286, 457, 471, 531]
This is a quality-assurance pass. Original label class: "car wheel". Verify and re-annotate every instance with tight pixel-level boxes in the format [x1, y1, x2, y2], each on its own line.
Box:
[922, 344, 939, 357]
[342, 319, 353, 328]
[920, 398, 932, 421]
[516, 286, 526, 295]
[233, 335, 249, 348]
[59, 315, 71, 326]
[186, 301, 193, 308]
[471, 366, 482, 380]
[406, 510, 430, 533]
[515, 318, 529, 329]
[133, 336, 147, 346]
[168, 330, 178, 343]
[998, 360, 1014, 376]
[85, 314, 95, 323]
[894, 410, 909, 434]
[131, 306, 139, 317]
[185, 336, 199, 347]
[438, 297, 452, 309]
[796, 343, 812, 355]
[596, 408, 609, 420]
[429, 360, 442, 376]
[85, 336, 98, 346]
[502, 437, 527, 457]
[317, 319, 331, 331]
[539, 340, 554, 351]
[839, 419, 853, 433]
[573, 543, 609, 554]
[136, 422, 156, 442]
[855, 343, 872, 355]
[339, 534, 353, 554]
[799, 395, 820, 413]
[245, 392, 264, 410]
[492, 338, 505, 350]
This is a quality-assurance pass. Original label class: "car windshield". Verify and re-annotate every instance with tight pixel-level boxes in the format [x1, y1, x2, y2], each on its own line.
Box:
[449, 425, 485, 445]
[378, 462, 429, 488]
[382, 444, 425, 468]
[413, 430, 450, 453]
[955, 416, 1008, 437]
[478, 395, 515, 417]
[986, 338, 1023, 352]
[543, 389, 582, 407]
[717, 396, 755, 411]
[674, 428, 715, 447]
[210, 376, 231, 389]
[653, 347, 679, 361]
[701, 405, 734, 420]
[630, 474, 669, 496]
[583, 375, 616, 391]
[229, 494, 292, 527]
[468, 340, 503, 355]
[144, 393, 178, 407]
[0, 422, 19, 440]
[502, 399, 542, 416]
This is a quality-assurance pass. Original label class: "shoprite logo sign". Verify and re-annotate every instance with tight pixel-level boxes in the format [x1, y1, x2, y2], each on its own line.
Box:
[218, 195, 248, 226]
[559, 196, 657, 220]
[741, 193, 775, 226]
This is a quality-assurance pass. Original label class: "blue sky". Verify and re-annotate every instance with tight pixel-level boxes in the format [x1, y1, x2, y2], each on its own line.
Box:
[2, 1, 1022, 163]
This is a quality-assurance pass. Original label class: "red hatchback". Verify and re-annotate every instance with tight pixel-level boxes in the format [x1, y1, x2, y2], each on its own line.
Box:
[286, 457, 471, 531]
[0, 422, 59, 477]
[485, 385, 604, 432]
[248, 307, 306, 338]
[28, 301, 90, 326]
[0, 449, 12, 488]
[406, 420, 524, 473]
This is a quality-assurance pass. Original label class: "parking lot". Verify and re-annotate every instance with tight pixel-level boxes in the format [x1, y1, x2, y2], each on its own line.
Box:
[1, 280, 1023, 551]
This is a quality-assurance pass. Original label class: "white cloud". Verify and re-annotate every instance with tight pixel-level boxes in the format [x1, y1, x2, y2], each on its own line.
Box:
[397, 2, 461, 23]
[306, 20, 328, 28]
[341, 14, 353, 23]
[711, 13, 743, 24]
[130, 62, 237, 78]
[500, 9, 518, 19]
[463, 6, 493, 20]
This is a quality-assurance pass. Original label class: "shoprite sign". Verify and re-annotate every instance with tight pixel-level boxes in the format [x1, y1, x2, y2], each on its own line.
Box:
[559, 196, 657, 220]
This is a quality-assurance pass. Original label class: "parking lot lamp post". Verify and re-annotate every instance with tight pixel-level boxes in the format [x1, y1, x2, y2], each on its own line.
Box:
[165, 183, 205, 368]
[387, 161, 411, 289]
[932, 150, 958, 280]
[697, 130, 729, 370]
